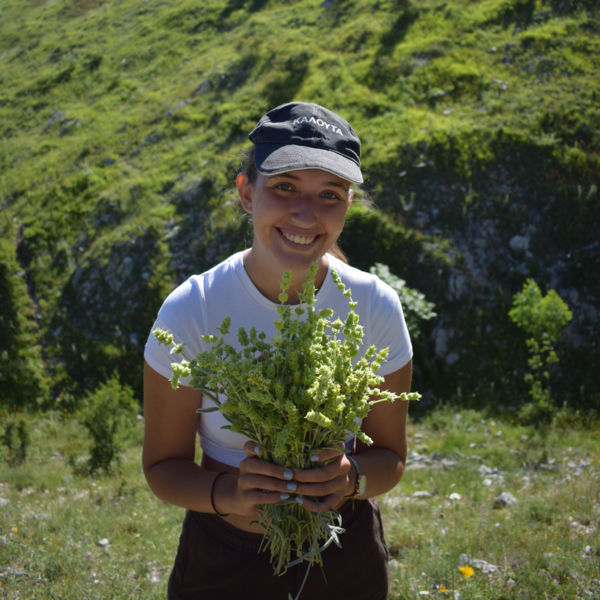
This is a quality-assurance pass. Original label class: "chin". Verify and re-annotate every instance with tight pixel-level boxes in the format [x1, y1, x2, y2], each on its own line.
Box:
[276, 248, 324, 271]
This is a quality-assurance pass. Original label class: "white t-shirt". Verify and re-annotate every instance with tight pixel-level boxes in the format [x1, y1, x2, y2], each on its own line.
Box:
[144, 252, 412, 467]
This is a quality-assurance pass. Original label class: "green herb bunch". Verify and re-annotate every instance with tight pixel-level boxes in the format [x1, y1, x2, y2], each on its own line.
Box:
[153, 263, 419, 591]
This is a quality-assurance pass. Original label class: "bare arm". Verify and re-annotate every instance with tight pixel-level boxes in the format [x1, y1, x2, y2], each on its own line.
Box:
[142, 361, 302, 516]
[142, 361, 213, 511]
[350, 359, 412, 497]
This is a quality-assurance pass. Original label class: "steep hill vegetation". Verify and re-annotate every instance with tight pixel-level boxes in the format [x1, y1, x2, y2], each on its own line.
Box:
[1, 0, 599, 412]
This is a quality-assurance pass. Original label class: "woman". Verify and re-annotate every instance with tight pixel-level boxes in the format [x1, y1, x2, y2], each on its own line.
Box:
[143, 102, 413, 600]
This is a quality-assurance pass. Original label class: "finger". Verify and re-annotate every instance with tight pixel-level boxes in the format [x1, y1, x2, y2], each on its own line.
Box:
[243, 440, 262, 458]
[291, 474, 348, 498]
[293, 455, 349, 483]
[239, 460, 296, 486]
[238, 472, 303, 495]
[295, 492, 345, 514]
[240, 489, 297, 509]
[308, 444, 346, 463]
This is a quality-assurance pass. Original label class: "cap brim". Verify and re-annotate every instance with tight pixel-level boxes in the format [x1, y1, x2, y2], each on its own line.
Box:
[254, 144, 363, 184]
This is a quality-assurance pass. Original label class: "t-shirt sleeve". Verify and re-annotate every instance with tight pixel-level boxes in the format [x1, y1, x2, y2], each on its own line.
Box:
[368, 278, 413, 377]
[144, 277, 207, 387]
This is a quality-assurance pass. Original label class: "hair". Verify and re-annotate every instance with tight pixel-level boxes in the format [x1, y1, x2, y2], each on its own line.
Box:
[238, 147, 361, 265]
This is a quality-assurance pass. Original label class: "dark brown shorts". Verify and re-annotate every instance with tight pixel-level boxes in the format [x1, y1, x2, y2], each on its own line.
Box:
[167, 498, 389, 600]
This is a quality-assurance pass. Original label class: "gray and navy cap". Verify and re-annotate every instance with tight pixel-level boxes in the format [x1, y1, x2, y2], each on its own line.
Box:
[248, 102, 363, 184]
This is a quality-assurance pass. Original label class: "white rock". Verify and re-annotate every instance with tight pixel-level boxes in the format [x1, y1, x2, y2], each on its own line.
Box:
[479, 465, 496, 475]
[583, 546, 595, 558]
[459, 554, 500, 574]
[493, 492, 518, 509]
[434, 328, 452, 356]
[509, 234, 529, 253]
[388, 559, 399, 570]
[413, 491, 432, 498]
[0, 498, 9, 508]
[446, 351, 459, 366]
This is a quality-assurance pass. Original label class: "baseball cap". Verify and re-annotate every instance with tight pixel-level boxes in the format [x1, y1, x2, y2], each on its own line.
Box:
[248, 102, 363, 184]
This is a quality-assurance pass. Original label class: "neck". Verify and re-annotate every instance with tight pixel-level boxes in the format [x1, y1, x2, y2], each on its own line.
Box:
[242, 249, 330, 305]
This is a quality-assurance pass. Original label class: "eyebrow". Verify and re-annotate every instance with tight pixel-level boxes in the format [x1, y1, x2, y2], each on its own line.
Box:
[271, 173, 349, 191]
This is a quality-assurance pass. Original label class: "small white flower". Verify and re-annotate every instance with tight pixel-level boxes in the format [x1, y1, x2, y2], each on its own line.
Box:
[449, 493, 462, 501]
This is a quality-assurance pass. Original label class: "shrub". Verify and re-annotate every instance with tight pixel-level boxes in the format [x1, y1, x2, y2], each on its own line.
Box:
[1, 412, 30, 466]
[77, 375, 138, 475]
[369, 263, 437, 338]
[509, 279, 572, 424]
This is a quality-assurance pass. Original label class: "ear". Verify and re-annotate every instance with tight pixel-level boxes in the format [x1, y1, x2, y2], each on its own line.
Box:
[347, 188, 354, 208]
[236, 173, 254, 213]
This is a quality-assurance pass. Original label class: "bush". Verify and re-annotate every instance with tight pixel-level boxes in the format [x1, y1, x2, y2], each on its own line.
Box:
[518, 399, 556, 427]
[77, 375, 138, 475]
[369, 263, 437, 338]
[509, 279, 572, 421]
[1, 412, 30, 466]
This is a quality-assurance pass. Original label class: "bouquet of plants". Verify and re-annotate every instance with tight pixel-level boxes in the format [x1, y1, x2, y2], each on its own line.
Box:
[153, 262, 419, 597]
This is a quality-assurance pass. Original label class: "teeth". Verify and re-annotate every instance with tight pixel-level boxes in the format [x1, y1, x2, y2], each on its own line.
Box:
[283, 231, 314, 245]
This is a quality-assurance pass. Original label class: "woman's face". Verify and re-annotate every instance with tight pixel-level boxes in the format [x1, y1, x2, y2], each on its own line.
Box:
[237, 168, 353, 275]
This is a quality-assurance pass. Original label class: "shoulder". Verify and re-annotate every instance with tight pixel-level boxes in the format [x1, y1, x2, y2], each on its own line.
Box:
[159, 252, 244, 315]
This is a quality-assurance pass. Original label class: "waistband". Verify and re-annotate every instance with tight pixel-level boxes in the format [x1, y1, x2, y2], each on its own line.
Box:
[189, 498, 371, 555]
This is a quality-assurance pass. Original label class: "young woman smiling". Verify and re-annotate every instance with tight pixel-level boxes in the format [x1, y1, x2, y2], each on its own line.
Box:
[143, 102, 413, 600]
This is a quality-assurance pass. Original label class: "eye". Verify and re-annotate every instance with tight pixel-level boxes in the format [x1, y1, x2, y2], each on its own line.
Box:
[275, 183, 293, 192]
[321, 191, 343, 201]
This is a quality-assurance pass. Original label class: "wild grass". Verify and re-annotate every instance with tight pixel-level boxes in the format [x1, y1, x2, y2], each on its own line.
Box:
[1, 407, 598, 599]
[384, 408, 600, 599]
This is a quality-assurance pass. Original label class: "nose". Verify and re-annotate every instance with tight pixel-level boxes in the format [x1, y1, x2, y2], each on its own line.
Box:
[289, 194, 318, 227]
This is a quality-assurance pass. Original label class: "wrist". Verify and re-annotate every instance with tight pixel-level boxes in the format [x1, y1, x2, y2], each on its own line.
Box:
[345, 455, 367, 498]
[345, 457, 357, 497]
[211, 472, 236, 516]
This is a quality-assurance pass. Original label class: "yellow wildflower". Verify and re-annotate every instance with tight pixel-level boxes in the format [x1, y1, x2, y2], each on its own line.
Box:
[459, 565, 474, 578]
[440, 585, 447, 593]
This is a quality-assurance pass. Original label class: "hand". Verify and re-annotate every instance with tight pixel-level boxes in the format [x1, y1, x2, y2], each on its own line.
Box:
[217, 441, 306, 517]
[285, 446, 353, 513]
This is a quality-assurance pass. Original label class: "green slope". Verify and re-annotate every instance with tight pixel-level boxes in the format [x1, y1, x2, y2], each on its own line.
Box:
[1, 0, 599, 410]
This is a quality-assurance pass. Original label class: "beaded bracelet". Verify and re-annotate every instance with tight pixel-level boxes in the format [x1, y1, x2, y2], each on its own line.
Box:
[210, 472, 230, 517]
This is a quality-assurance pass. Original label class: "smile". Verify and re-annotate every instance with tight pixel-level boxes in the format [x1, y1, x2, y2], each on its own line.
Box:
[281, 230, 315, 245]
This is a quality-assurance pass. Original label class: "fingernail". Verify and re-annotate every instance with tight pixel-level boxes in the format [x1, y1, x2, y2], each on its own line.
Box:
[295, 497, 304, 505]
[280, 493, 289, 500]
[286, 482, 297, 492]
[310, 454, 319, 462]
[254, 446, 261, 454]
[283, 470, 293, 480]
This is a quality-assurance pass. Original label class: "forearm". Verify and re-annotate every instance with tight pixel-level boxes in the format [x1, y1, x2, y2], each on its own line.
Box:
[144, 459, 227, 513]
[346, 447, 405, 499]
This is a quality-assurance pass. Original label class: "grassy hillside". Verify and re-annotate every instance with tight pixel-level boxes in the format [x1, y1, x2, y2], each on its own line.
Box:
[1, 0, 599, 410]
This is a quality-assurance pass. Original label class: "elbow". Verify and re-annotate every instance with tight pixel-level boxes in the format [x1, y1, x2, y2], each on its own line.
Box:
[389, 448, 406, 487]
[143, 461, 163, 499]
